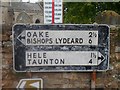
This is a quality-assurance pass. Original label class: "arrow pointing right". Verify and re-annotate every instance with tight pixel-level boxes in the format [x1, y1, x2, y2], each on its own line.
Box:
[98, 52, 105, 65]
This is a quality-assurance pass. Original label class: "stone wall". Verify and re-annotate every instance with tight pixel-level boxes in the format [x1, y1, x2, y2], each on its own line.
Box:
[95, 10, 120, 25]
[1, 25, 120, 89]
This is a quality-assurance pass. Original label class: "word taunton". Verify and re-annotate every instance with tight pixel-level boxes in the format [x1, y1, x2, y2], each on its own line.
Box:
[26, 52, 65, 66]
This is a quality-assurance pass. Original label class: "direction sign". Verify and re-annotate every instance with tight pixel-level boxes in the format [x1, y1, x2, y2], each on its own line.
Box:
[44, 0, 63, 24]
[13, 24, 110, 72]
[26, 51, 104, 66]
[16, 78, 43, 89]
[17, 30, 98, 45]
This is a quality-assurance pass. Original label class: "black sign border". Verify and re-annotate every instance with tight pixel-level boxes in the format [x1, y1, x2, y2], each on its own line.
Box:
[13, 24, 110, 72]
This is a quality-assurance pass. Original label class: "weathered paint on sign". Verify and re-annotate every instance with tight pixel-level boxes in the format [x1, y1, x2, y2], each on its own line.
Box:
[13, 24, 110, 72]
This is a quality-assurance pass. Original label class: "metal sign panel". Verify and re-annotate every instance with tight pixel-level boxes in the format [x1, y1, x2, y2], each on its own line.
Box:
[16, 78, 43, 89]
[44, 0, 63, 24]
[13, 24, 110, 72]
[26, 51, 104, 66]
[18, 30, 98, 45]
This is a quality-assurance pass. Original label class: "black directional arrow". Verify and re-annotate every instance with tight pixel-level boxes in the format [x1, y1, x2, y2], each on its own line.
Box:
[19, 35, 25, 40]
[98, 56, 104, 61]
[97, 52, 105, 65]
[17, 31, 26, 45]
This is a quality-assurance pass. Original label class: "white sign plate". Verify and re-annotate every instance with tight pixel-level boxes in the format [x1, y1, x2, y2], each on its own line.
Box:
[17, 30, 98, 45]
[44, 0, 63, 24]
[26, 51, 104, 66]
[54, 0, 63, 23]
